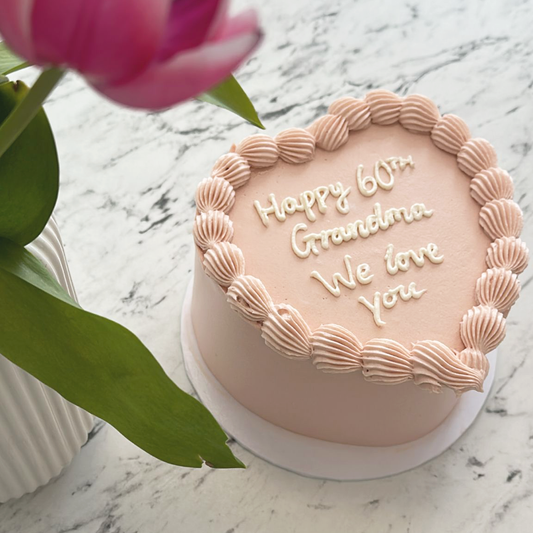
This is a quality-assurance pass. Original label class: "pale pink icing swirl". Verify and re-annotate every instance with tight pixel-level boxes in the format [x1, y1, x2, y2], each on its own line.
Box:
[203, 242, 245, 287]
[236, 134, 279, 168]
[479, 199, 524, 240]
[328, 97, 371, 131]
[361, 339, 412, 384]
[430, 114, 471, 155]
[275, 128, 316, 164]
[211, 152, 251, 189]
[475, 268, 520, 315]
[365, 90, 403, 125]
[307, 114, 349, 151]
[261, 304, 313, 359]
[193, 210, 233, 251]
[457, 348, 489, 378]
[486, 237, 529, 274]
[227, 275, 274, 323]
[460, 305, 506, 354]
[457, 138, 498, 177]
[399, 94, 440, 134]
[411, 340, 483, 394]
[311, 324, 363, 373]
[470, 167, 514, 206]
[195, 177, 235, 214]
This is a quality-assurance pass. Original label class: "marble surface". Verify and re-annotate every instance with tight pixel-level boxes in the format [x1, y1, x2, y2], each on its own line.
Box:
[1, 0, 533, 531]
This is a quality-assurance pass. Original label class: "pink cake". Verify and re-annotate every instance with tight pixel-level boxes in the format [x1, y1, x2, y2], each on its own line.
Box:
[190, 90, 529, 446]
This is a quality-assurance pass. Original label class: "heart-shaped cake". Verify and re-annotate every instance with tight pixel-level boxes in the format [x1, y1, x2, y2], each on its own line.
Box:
[190, 90, 528, 446]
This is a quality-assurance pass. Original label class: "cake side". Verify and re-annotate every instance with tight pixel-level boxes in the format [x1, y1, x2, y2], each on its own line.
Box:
[190, 254, 459, 446]
[192, 91, 529, 395]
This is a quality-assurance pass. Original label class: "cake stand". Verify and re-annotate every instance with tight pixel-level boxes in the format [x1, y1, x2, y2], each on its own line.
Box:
[181, 279, 496, 481]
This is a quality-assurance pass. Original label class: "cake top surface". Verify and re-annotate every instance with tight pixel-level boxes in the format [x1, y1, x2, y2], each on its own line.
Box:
[193, 90, 529, 395]
[231, 124, 489, 349]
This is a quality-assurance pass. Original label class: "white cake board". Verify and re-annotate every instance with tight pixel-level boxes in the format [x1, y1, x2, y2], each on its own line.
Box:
[181, 280, 496, 481]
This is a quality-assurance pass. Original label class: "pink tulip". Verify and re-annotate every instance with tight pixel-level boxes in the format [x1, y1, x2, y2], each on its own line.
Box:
[0, 0, 261, 109]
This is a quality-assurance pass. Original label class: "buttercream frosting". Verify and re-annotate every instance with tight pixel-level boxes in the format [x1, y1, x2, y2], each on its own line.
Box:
[457, 138, 498, 177]
[399, 94, 441, 134]
[430, 114, 471, 155]
[195, 177, 235, 214]
[275, 128, 316, 164]
[211, 152, 251, 189]
[365, 90, 403, 125]
[261, 304, 313, 359]
[193, 90, 527, 396]
[486, 236, 529, 274]
[311, 254, 373, 297]
[470, 167, 514, 206]
[307, 114, 349, 151]
[328, 97, 371, 131]
[227, 275, 274, 322]
[475, 267, 520, 315]
[236, 134, 279, 168]
[411, 340, 483, 394]
[457, 348, 489, 378]
[290, 202, 434, 258]
[253, 182, 351, 227]
[203, 242, 244, 287]
[384, 242, 444, 275]
[361, 339, 412, 384]
[311, 324, 363, 373]
[356, 156, 414, 197]
[479, 199, 524, 240]
[358, 282, 426, 327]
[460, 305, 506, 354]
[193, 210, 233, 251]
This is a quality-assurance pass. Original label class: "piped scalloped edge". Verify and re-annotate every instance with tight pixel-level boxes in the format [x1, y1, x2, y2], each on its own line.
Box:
[192, 90, 529, 395]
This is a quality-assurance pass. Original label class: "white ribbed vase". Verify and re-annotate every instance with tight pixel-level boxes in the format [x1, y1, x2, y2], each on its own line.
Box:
[0, 218, 93, 503]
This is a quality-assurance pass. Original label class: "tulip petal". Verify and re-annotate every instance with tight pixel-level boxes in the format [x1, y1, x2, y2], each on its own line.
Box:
[157, 0, 224, 61]
[30, 0, 172, 83]
[208, 9, 258, 42]
[0, 0, 36, 61]
[94, 24, 261, 110]
[205, 0, 230, 41]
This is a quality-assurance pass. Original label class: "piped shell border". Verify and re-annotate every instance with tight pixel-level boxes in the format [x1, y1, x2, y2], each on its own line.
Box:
[193, 90, 529, 395]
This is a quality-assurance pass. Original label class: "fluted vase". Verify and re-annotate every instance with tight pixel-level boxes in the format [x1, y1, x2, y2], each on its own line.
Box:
[0, 219, 93, 503]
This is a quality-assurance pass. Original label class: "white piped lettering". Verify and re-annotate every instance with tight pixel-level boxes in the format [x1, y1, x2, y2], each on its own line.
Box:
[253, 182, 351, 226]
[292, 202, 434, 258]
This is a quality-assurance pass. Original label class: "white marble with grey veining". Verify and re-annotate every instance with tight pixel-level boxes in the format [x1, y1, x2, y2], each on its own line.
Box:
[1, 0, 533, 531]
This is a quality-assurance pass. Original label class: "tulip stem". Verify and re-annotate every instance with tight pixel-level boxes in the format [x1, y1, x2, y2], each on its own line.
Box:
[0, 67, 65, 160]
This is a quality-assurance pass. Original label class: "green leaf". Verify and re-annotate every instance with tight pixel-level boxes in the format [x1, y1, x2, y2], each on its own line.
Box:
[0, 80, 59, 245]
[0, 42, 29, 75]
[0, 239, 243, 469]
[0, 237, 78, 307]
[198, 75, 264, 129]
